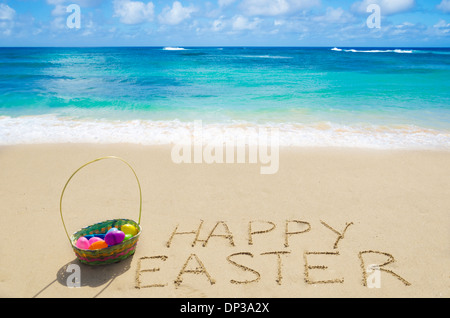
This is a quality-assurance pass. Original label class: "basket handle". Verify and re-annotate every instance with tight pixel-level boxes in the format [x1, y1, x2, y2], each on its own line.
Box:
[59, 156, 142, 243]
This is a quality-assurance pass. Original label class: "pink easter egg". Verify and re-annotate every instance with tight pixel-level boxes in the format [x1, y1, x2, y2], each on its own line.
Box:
[76, 236, 90, 249]
[105, 230, 125, 246]
[88, 237, 102, 245]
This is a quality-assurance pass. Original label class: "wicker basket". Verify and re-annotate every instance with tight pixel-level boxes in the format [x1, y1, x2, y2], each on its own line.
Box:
[59, 156, 142, 266]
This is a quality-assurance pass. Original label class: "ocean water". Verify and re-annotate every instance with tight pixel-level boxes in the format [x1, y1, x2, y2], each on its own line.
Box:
[1, 47, 449, 149]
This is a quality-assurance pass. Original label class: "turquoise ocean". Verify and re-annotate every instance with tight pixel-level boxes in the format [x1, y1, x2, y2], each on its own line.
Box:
[1, 46, 449, 148]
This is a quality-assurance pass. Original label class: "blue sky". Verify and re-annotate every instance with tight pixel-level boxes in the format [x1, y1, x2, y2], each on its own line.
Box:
[0, 0, 449, 46]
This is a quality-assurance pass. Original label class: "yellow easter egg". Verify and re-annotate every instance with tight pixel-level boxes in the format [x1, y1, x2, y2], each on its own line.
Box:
[121, 224, 138, 236]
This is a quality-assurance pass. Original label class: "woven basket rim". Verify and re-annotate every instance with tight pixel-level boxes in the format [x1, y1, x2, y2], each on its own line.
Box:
[70, 218, 141, 253]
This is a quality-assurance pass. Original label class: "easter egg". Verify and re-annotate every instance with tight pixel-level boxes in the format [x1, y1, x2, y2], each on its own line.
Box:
[88, 237, 103, 245]
[121, 224, 138, 236]
[124, 234, 133, 241]
[105, 230, 125, 246]
[107, 227, 119, 234]
[76, 237, 90, 249]
[89, 240, 108, 250]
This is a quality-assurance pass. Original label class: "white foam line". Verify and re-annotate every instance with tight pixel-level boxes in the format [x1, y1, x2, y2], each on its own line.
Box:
[332, 48, 413, 54]
[163, 47, 187, 51]
[239, 55, 293, 59]
[0, 115, 449, 150]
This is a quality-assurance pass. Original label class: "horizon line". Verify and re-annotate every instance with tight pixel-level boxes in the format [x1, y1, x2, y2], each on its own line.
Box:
[1, 45, 450, 49]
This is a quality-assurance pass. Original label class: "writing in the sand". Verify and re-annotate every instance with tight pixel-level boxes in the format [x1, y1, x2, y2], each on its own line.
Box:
[135, 220, 411, 289]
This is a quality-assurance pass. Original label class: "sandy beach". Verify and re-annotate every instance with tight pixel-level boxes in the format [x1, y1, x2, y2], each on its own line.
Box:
[0, 144, 449, 298]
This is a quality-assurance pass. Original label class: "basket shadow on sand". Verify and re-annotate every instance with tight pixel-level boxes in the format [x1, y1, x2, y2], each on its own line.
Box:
[33, 255, 134, 298]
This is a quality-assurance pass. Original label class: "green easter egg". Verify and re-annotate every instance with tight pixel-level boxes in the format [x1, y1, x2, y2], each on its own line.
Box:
[124, 234, 133, 241]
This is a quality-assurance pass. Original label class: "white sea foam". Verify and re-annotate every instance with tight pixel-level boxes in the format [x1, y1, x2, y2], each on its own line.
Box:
[393, 49, 413, 54]
[332, 48, 413, 54]
[345, 49, 413, 53]
[239, 55, 293, 59]
[163, 47, 187, 51]
[1, 115, 449, 150]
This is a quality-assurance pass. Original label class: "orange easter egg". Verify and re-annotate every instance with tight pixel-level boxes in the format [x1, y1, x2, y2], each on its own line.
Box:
[89, 240, 108, 250]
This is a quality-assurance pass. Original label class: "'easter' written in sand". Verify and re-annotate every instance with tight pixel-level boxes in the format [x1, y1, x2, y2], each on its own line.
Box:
[135, 219, 411, 289]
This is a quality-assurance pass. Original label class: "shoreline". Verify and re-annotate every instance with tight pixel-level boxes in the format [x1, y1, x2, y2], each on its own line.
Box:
[1, 115, 449, 150]
[0, 144, 449, 297]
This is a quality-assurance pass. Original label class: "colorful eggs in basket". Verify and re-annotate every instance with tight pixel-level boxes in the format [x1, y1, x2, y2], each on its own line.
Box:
[121, 224, 138, 236]
[88, 236, 103, 245]
[74, 224, 138, 250]
[76, 236, 90, 249]
[105, 230, 125, 246]
[89, 239, 108, 250]
[107, 227, 119, 234]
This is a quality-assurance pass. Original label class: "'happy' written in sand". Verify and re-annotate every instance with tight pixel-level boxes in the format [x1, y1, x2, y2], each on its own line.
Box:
[135, 219, 411, 289]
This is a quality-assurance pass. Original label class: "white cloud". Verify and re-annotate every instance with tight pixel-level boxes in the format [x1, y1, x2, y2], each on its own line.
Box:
[387, 21, 425, 36]
[113, 0, 155, 24]
[437, 0, 450, 13]
[80, 15, 97, 36]
[158, 1, 197, 25]
[433, 19, 450, 36]
[241, 0, 320, 16]
[274, 19, 284, 26]
[434, 19, 450, 28]
[50, 16, 66, 30]
[231, 15, 261, 30]
[218, 0, 236, 7]
[0, 23, 11, 36]
[351, 0, 415, 16]
[212, 16, 226, 31]
[0, 3, 16, 20]
[313, 7, 355, 24]
[0, 3, 15, 36]
[51, 4, 67, 16]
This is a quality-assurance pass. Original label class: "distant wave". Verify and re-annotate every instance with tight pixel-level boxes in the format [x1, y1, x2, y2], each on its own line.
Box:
[331, 47, 450, 55]
[1, 115, 449, 150]
[332, 48, 413, 54]
[239, 55, 293, 59]
[163, 47, 186, 51]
